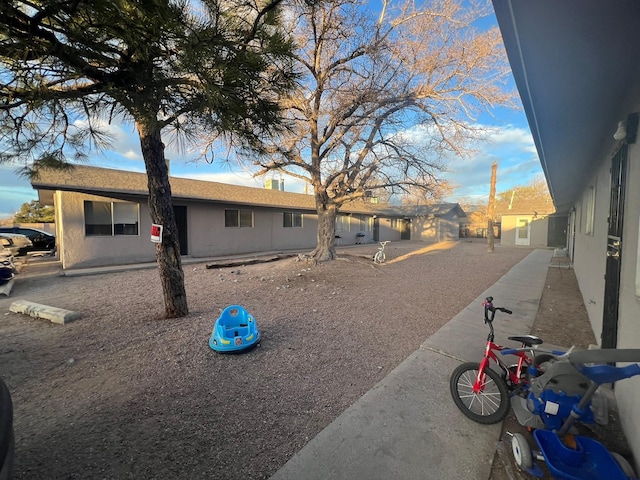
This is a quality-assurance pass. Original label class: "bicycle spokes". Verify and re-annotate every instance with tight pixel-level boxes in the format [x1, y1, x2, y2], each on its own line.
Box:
[450, 362, 510, 424]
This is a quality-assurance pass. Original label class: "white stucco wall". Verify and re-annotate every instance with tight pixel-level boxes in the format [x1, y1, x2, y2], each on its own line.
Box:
[571, 161, 610, 341]
[570, 139, 640, 472]
[615, 140, 640, 471]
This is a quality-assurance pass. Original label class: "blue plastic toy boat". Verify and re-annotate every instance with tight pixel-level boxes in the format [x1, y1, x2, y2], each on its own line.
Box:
[209, 305, 260, 353]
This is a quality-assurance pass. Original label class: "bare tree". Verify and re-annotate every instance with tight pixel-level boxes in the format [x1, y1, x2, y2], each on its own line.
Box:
[400, 181, 456, 205]
[497, 176, 552, 207]
[0, 0, 296, 317]
[246, 0, 515, 261]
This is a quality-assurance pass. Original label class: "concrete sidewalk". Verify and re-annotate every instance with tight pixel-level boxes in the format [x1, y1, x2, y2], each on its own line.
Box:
[270, 248, 553, 480]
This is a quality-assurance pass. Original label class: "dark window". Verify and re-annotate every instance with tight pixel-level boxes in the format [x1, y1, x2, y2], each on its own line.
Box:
[84, 201, 139, 236]
[84, 201, 112, 235]
[225, 209, 253, 228]
[283, 212, 303, 228]
[113, 202, 139, 236]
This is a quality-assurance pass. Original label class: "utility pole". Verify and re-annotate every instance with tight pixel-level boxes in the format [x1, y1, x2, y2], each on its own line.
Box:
[487, 161, 498, 252]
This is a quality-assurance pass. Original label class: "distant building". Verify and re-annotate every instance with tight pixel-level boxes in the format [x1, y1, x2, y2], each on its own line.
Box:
[265, 178, 284, 191]
[31, 165, 467, 270]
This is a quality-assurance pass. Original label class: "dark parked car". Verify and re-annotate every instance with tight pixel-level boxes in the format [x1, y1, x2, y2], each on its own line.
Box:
[0, 227, 55, 251]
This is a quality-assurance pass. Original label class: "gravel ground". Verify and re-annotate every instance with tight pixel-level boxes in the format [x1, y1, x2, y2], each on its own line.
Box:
[1, 239, 533, 479]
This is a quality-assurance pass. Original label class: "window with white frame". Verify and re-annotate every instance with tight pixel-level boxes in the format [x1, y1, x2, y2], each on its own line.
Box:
[225, 209, 253, 228]
[84, 200, 139, 236]
[283, 212, 303, 228]
[584, 185, 595, 235]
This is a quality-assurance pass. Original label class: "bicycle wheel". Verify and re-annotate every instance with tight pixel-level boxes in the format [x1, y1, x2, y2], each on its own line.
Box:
[511, 433, 533, 470]
[450, 362, 510, 424]
[374, 251, 385, 263]
[532, 353, 556, 375]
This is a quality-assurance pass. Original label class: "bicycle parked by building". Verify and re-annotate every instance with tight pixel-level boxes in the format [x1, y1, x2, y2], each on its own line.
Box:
[449, 296, 560, 424]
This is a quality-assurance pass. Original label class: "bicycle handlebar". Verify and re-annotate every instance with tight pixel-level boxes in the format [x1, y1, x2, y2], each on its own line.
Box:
[567, 349, 640, 385]
[483, 296, 512, 323]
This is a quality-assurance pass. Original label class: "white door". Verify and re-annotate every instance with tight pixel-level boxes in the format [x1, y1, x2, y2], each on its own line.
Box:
[515, 218, 531, 246]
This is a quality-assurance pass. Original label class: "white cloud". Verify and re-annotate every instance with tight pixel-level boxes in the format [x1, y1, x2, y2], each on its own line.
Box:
[2, 113, 539, 218]
[442, 123, 542, 202]
[176, 169, 309, 194]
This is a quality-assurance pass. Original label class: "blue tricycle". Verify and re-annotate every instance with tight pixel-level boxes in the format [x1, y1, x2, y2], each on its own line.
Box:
[510, 348, 640, 479]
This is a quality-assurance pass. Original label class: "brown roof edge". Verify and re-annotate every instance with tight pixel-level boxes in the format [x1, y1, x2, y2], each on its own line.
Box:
[31, 164, 461, 217]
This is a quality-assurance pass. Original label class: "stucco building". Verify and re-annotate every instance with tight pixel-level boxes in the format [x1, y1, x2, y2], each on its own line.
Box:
[31, 165, 466, 270]
[493, 0, 640, 470]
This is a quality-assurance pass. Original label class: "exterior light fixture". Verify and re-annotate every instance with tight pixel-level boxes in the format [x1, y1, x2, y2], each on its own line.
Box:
[613, 113, 639, 143]
[614, 121, 627, 141]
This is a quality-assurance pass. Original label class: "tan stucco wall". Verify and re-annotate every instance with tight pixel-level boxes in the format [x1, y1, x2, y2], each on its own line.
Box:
[570, 139, 640, 470]
[500, 215, 549, 247]
[56, 191, 411, 268]
[411, 215, 459, 242]
[375, 218, 402, 242]
[185, 203, 318, 257]
[57, 191, 157, 269]
[412, 216, 438, 242]
[56, 192, 328, 269]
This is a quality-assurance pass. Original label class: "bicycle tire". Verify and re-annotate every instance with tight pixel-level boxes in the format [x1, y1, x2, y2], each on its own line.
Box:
[450, 362, 510, 424]
[374, 251, 385, 263]
[532, 353, 556, 375]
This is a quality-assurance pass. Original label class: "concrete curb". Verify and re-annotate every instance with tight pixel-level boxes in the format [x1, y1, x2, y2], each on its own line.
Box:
[9, 300, 80, 325]
[0, 279, 14, 297]
[269, 249, 554, 480]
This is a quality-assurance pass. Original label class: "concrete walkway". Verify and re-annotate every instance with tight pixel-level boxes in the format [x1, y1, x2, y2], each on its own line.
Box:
[270, 248, 553, 480]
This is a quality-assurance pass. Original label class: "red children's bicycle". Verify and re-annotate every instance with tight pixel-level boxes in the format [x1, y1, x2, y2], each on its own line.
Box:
[449, 296, 559, 424]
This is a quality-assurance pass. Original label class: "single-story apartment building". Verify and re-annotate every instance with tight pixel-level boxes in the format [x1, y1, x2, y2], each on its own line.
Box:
[31, 165, 466, 270]
[500, 212, 569, 249]
[494, 0, 640, 470]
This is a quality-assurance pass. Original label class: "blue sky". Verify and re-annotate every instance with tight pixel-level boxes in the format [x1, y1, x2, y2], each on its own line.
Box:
[0, 3, 542, 219]
[0, 103, 541, 219]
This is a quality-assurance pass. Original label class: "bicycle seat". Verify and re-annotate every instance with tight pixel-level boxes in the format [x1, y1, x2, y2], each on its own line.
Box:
[508, 335, 543, 347]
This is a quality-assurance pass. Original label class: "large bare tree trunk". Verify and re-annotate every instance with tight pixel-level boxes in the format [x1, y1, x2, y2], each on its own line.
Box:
[311, 203, 338, 261]
[137, 121, 189, 318]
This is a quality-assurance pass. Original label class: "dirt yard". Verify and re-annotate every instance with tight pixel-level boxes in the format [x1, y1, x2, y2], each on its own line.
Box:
[0, 240, 630, 479]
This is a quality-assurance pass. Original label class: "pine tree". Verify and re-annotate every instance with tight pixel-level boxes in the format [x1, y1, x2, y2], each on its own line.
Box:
[1, 0, 297, 317]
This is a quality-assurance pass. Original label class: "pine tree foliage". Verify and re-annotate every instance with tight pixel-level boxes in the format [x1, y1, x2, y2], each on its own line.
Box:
[14, 200, 55, 223]
[0, 0, 297, 317]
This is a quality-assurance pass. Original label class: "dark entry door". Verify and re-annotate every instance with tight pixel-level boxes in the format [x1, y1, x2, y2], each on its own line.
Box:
[602, 146, 627, 348]
[547, 215, 568, 248]
[401, 219, 411, 240]
[373, 217, 380, 242]
[173, 205, 188, 256]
